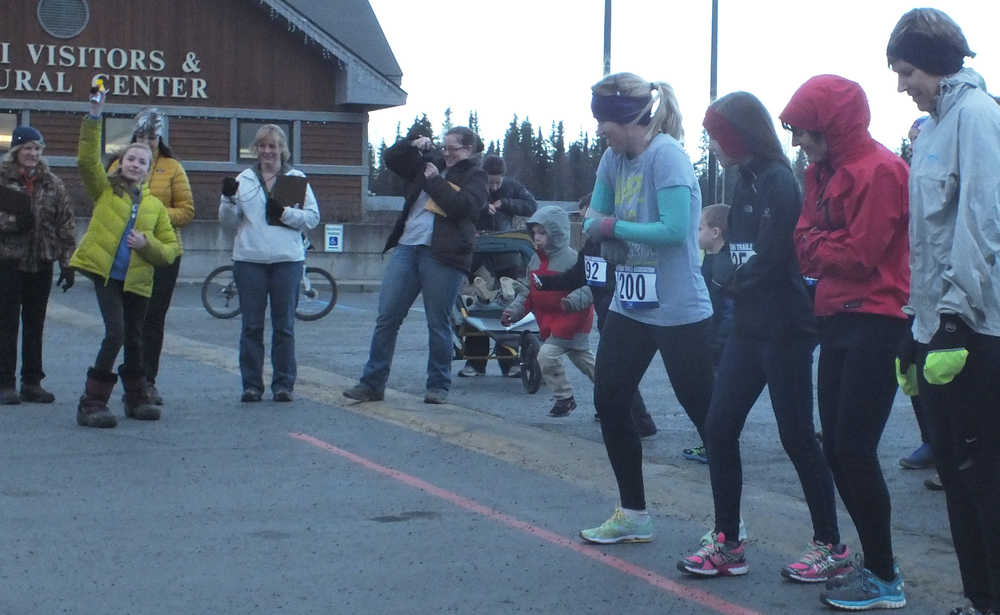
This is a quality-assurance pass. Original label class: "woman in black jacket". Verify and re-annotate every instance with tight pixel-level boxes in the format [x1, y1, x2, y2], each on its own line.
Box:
[343, 127, 487, 405]
[678, 92, 843, 583]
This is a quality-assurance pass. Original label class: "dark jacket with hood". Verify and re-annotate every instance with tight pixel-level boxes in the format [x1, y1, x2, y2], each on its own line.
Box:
[780, 74, 910, 320]
[383, 139, 488, 272]
[476, 177, 537, 232]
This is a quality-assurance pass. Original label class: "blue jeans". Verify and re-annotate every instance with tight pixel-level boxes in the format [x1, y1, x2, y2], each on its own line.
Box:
[361, 244, 464, 393]
[233, 260, 303, 394]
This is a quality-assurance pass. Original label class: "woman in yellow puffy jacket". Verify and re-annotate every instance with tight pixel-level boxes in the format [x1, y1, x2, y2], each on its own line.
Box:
[108, 108, 194, 407]
[70, 90, 178, 429]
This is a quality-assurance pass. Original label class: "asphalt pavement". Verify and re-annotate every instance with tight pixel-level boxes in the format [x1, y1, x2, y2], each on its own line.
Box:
[0, 281, 962, 614]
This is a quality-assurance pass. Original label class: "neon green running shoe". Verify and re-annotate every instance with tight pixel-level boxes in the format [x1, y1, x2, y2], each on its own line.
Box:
[580, 507, 653, 544]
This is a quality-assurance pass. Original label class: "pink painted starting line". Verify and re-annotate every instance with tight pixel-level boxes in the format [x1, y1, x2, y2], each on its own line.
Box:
[290, 432, 763, 615]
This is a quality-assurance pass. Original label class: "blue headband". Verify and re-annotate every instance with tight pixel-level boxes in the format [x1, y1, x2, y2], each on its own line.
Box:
[591, 93, 652, 125]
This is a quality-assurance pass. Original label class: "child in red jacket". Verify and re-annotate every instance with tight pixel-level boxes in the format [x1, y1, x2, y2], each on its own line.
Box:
[502, 206, 594, 416]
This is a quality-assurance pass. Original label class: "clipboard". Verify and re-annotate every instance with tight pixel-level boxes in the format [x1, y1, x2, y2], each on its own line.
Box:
[0, 184, 31, 215]
[425, 181, 460, 217]
[271, 175, 307, 209]
[266, 174, 308, 227]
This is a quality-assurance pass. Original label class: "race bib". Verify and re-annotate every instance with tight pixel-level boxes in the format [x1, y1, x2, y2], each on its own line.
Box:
[730, 242, 756, 268]
[584, 256, 607, 287]
[615, 264, 659, 309]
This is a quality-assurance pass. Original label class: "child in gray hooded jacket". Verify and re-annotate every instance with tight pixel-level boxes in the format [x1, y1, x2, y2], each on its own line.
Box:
[502, 206, 594, 416]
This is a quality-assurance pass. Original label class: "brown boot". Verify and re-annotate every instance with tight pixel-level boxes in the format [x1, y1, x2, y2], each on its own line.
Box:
[77, 368, 118, 428]
[118, 366, 160, 421]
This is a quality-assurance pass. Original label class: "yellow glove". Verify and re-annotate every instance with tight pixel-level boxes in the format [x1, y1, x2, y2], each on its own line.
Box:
[923, 315, 970, 385]
[894, 358, 918, 397]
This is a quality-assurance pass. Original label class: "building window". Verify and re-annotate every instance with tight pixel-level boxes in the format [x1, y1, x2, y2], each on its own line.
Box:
[103, 116, 136, 157]
[0, 113, 17, 151]
[239, 121, 292, 162]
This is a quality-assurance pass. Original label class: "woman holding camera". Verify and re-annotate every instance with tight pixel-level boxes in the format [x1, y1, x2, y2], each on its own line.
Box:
[0, 126, 76, 405]
[218, 124, 319, 403]
[343, 127, 487, 405]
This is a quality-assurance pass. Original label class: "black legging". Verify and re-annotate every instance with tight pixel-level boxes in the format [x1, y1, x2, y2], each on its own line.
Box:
[142, 256, 181, 384]
[706, 332, 839, 545]
[817, 313, 904, 582]
[88, 274, 149, 373]
[594, 311, 713, 510]
[0, 261, 53, 386]
[919, 333, 1000, 613]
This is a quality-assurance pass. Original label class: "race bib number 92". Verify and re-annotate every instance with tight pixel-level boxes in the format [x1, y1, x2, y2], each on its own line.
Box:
[584, 256, 607, 287]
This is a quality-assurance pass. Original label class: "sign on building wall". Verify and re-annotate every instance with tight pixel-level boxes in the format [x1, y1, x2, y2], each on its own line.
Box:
[324, 224, 344, 253]
[0, 41, 207, 99]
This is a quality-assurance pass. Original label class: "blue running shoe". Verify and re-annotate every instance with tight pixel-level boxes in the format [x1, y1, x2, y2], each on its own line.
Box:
[899, 442, 934, 469]
[820, 560, 905, 610]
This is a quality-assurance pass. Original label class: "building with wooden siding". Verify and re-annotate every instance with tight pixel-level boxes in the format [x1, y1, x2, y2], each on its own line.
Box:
[1, 0, 405, 222]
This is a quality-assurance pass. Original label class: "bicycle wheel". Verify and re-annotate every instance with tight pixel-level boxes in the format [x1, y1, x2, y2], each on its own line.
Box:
[201, 265, 241, 319]
[519, 332, 542, 394]
[295, 266, 337, 321]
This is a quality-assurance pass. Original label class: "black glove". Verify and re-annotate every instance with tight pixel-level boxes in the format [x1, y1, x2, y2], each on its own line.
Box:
[265, 197, 285, 224]
[221, 177, 239, 197]
[14, 209, 34, 232]
[896, 318, 917, 373]
[895, 318, 918, 396]
[57, 266, 75, 292]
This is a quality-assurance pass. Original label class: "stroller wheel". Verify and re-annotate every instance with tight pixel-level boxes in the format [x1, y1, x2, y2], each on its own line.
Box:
[519, 333, 542, 394]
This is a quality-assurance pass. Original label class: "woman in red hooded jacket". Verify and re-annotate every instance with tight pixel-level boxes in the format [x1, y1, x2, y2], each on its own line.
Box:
[780, 74, 910, 611]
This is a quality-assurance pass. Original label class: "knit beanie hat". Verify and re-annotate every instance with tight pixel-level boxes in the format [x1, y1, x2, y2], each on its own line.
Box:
[11, 126, 44, 148]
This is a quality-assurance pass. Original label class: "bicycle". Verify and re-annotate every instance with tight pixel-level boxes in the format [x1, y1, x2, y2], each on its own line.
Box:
[201, 241, 338, 321]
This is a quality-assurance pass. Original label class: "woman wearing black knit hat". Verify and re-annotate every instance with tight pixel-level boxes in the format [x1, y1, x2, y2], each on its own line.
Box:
[0, 126, 76, 405]
[888, 8, 1000, 615]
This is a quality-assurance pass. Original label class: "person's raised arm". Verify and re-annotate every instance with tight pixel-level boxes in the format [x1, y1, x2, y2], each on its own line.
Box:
[77, 86, 111, 201]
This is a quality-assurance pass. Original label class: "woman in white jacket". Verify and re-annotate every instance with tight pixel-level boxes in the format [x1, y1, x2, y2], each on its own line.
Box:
[888, 9, 1000, 615]
[219, 124, 319, 402]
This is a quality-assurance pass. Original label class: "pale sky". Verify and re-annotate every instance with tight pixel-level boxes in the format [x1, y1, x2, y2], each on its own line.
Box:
[366, 1, 1000, 160]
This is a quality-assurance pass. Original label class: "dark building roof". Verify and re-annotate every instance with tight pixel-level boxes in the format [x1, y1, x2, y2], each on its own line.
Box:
[266, 0, 406, 108]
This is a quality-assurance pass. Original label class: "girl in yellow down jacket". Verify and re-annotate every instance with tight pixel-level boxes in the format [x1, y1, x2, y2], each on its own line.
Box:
[108, 108, 194, 407]
[70, 90, 178, 429]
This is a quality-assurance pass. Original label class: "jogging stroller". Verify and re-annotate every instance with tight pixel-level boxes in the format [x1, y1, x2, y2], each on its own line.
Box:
[453, 230, 543, 393]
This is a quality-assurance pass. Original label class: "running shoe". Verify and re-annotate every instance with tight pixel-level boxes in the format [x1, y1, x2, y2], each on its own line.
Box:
[925, 472, 944, 491]
[458, 365, 485, 377]
[781, 540, 851, 583]
[947, 606, 994, 614]
[898, 442, 934, 469]
[579, 507, 653, 544]
[682, 444, 709, 464]
[820, 559, 905, 610]
[700, 518, 748, 545]
[678, 532, 749, 577]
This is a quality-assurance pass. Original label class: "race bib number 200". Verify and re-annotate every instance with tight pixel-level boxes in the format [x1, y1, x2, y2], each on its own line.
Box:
[615, 265, 659, 309]
[584, 256, 607, 287]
